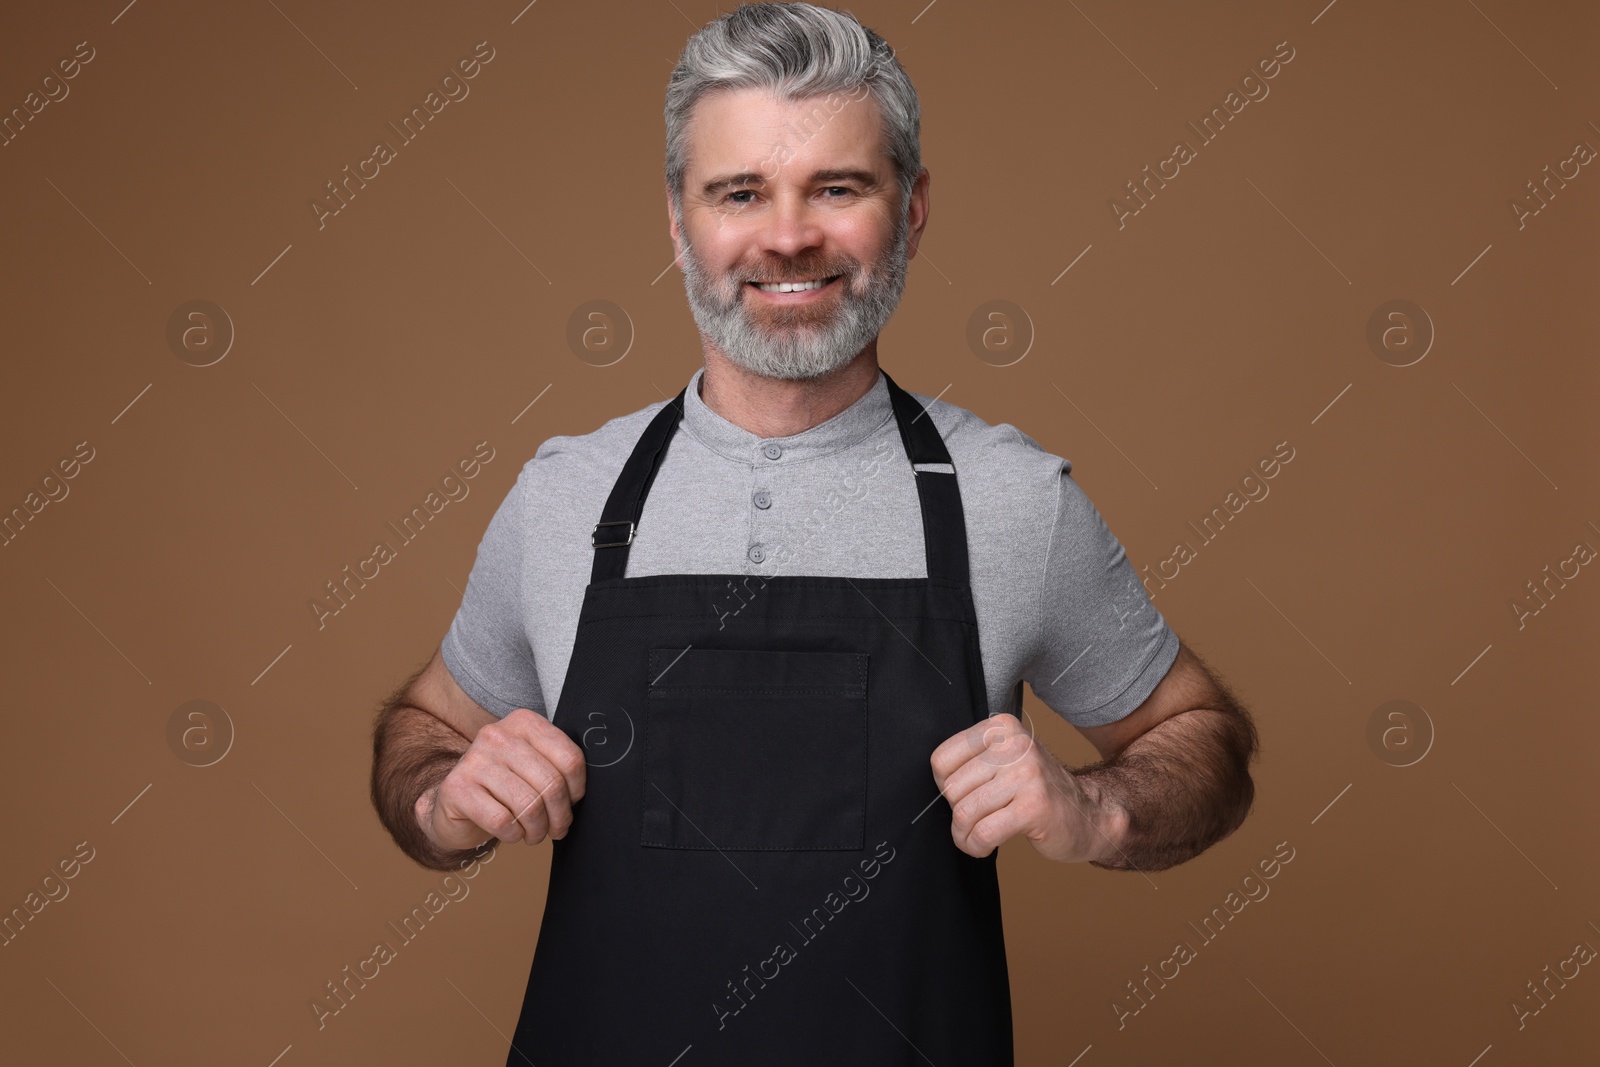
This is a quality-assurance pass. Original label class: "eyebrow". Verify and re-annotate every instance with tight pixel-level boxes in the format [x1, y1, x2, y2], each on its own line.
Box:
[700, 168, 880, 198]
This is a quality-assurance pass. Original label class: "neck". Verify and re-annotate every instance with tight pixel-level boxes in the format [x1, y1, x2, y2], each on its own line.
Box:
[698, 345, 881, 438]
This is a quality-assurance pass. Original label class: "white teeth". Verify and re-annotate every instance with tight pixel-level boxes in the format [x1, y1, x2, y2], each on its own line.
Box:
[755, 276, 834, 293]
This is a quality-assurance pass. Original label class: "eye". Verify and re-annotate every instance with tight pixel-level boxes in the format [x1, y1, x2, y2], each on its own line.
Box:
[725, 190, 757, 205]
[821, 186, 854, 198]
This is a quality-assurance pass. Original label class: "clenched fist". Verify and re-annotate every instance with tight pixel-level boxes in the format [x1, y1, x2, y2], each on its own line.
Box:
[929, 712, 1123, 864]
[418, 707, 588, 852]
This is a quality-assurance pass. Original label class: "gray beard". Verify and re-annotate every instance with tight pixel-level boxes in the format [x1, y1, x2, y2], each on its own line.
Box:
[676, 207, 909, 381]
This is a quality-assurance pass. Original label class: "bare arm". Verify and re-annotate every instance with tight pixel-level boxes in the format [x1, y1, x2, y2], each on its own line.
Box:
[370, 649, 497, 871]
[1069, 641, 1259, 872]
[370, 646, 587, 872]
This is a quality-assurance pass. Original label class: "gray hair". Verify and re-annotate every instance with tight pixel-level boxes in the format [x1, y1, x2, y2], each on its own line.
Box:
[664, 2, 921, 221]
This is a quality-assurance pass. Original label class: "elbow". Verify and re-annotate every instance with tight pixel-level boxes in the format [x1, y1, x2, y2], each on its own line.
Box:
[1197, 704, 1261, 853]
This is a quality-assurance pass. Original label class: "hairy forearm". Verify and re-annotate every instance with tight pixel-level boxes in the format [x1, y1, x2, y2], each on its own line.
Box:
[370, 702, 494, 872]
[1070, 705, 1257, 872]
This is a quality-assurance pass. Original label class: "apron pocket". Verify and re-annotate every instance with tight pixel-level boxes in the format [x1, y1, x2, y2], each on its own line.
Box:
[642, 647, 868, 851]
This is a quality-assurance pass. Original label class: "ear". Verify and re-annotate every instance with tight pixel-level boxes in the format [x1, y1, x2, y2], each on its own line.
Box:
[666, 184, 685, 263]
[904, 168, 931, 261]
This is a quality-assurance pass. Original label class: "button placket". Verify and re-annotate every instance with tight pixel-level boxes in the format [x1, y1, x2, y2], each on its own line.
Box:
[749, 452, 780, 569]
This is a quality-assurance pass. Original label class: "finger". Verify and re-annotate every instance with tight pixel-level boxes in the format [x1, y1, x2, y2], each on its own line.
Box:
[938, 749, 1000, 812]
[416, 785, 477, 852]
[472, 716, 581, 842]
[540, 731, 588, 808]
[932, 713, 1032, 792]
[432, 775, 524, 849]
[930, 717, 1002, 782]
[934, 713, 1031, 777]
[438, 764, 544, 844]
[437, 738, 570, 847]
[497, 739, 586, 843]
[971, 713, 1036, 770]
[519, 736, 590, 839]
[957, 795, 1027, 859]
[949, 775, 1014, 847]
[477, 756, 561, 844]
[504, 709, 588, 807]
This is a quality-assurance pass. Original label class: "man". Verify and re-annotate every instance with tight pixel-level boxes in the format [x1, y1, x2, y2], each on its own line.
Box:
[371, 3, 1257, 1063]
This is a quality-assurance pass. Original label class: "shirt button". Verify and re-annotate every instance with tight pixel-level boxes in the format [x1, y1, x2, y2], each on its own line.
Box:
[748, 544, 766, 563]
[753, 490, 771, 509]
[762, 442, 782, 460]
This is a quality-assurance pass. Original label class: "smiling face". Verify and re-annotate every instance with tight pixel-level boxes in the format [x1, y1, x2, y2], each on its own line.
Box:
[669, 86, 928, 381]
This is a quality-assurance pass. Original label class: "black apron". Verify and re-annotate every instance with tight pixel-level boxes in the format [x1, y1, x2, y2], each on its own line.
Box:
[506, 370, 1014, 1065]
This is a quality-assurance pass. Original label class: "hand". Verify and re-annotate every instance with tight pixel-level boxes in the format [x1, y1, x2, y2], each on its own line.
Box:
[929, 712, 1123, 864]
[417, 707, 587, 851]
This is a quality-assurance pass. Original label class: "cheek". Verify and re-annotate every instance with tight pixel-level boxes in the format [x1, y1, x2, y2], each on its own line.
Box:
[700, 239, 751, 282]
[847, 231, 901, 277]
[836, 221, 885, 260]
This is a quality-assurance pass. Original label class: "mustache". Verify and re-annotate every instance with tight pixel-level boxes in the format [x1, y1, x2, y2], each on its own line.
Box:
[739, 261, 855, 283]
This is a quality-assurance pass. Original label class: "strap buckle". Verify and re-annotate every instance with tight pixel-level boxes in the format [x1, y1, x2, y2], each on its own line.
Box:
[592, 520, 635, 548]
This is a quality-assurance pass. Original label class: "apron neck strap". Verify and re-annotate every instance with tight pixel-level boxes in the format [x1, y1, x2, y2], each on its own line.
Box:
[883, 370, 971, 585]
[589, 369, 970, 585]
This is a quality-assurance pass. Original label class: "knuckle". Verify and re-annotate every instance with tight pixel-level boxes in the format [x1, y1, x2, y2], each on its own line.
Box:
[434, 774, 465, 808]
[515, 790, 545, 820]
[553, 745, 585, 778]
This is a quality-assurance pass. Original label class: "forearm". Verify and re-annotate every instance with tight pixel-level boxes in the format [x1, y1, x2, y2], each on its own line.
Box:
[370, 703, 494, 871]
[1070, 706, 1256, 872]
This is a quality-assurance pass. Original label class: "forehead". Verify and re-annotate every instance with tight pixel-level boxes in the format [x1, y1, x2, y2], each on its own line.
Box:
[683, 85, 887, 180]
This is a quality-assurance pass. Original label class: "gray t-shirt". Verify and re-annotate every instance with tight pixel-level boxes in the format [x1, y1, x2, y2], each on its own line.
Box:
[442, 366, 1178, 729]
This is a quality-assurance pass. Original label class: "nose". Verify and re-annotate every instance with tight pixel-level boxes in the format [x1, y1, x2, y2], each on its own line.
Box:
[757, 188, 825, 264]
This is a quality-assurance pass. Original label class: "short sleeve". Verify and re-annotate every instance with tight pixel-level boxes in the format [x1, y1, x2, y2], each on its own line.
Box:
[440, 464, 545, 720]
[1025, 468, 1179, 728]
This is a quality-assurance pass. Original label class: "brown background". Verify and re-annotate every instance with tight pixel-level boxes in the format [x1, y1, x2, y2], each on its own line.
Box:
[2, 0, 1596, 1063]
